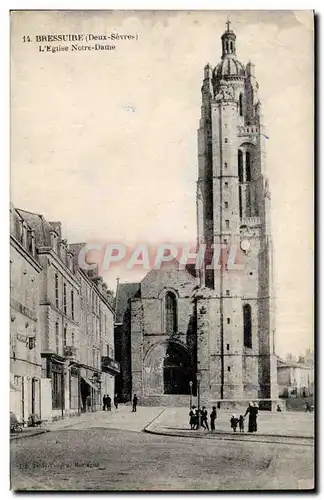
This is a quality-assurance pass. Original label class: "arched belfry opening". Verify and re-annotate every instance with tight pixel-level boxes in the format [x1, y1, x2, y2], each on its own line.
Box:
[165, 291, 177, 335]
[163, 342, 192, 395]
[243, 304, 252, 348]
[238, 149, 243, 182]
[239, 93, 243, 116]
[246, 151, 251, 182]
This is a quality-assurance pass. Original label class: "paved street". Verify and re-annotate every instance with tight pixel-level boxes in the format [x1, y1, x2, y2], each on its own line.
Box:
[10, 406, 314, 491]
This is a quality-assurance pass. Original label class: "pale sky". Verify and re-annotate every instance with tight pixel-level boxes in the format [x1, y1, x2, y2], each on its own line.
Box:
[10, 10, 314, 357]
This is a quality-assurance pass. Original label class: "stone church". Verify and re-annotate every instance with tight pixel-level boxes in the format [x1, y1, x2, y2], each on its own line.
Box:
[115, 23, 279, 409]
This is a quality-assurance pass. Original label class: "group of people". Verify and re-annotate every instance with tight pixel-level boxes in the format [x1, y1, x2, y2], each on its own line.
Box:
[189, 401, 259, 433]
[102, 394, 119, 411]
[102, 394, 138, 413]
[231, 402, 259, 433]
[189, 406, 217, 431]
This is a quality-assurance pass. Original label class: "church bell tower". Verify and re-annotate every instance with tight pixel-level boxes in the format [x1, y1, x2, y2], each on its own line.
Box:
[196, 22, 278, 404]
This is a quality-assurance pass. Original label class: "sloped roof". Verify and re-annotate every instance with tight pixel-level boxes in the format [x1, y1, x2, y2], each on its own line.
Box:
[16, 209, 57, 247]
[277, 357, 313, 370]
[115, 282, 140, 324]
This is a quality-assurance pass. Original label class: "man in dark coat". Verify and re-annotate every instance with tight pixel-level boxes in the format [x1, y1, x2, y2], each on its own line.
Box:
[194, 407, 200, 429]
[106, 395, 112, 411]
[102, 395, 107, 411]
[201, 406, 209, 430]
[114, 394, 119, 410]
[210, 406, 217, 432]
[132, 394, 138, 412]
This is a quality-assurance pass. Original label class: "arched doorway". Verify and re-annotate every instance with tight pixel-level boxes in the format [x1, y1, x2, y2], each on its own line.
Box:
[163, 342, 192, 395]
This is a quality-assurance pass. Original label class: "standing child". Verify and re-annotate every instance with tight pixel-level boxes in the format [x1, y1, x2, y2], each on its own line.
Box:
[239, 415, 244, 432]
[230, 415, 239, 432]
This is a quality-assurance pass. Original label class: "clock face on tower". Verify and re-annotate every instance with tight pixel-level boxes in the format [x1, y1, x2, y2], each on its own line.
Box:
[240, 239, 250, 252]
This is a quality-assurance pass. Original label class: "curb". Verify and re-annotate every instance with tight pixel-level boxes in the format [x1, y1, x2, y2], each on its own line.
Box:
[143, 427, 314, 446]
[10, 429, 49, 441]
[142, 408, 166, 433]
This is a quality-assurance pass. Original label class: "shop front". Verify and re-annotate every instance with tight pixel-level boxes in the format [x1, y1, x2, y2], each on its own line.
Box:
[80, 368, 101, 412]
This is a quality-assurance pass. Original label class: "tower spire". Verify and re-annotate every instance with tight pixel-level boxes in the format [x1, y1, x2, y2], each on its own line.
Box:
[221, 18, 236, 58]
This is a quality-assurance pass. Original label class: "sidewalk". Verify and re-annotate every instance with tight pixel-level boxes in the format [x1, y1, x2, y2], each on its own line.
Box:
[11, 405, 165, 440]
[144, 407, 315, 444]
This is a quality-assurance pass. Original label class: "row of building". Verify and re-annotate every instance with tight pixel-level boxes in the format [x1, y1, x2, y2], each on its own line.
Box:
[10, 204, 119, 423]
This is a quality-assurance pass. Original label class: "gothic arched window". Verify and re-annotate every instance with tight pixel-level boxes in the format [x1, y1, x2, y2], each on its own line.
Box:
[165, 292, 177, 335]
[246, 152, 251, 181]
[238, 150, 243, 183]
[243, 304, 252, 348]
[239, 93, 243, 117]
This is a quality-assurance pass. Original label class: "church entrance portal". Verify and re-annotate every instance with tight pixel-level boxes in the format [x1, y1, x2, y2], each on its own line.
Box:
[163, 342, 192, 395]
[143, 340, 194, 396]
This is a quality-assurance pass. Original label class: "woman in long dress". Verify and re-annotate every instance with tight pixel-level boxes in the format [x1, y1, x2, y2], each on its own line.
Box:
[244, 402, 258, 432]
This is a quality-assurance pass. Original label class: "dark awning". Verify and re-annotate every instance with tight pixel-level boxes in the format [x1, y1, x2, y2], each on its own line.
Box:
[81, 375, 100, 391]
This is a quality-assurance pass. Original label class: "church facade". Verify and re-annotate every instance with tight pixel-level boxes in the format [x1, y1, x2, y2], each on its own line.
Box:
[115, 23, 279, 409]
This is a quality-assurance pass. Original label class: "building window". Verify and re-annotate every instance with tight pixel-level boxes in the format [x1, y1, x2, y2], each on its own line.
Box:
[93, 348, 96, 367]
[224, 138, 228, 143]
[63, 283, 67, 314]
[22, 224, 28, 247]
[225, 202, 228, 209]
[55, 322, 59, 354]
[227, 344, 230, 351]
[72, 331, 75, 346]
[107, 344, 110, 357]
[55, 274, 59, 308]
[238, 150, 243, 183]
[14, 215, 22, 243]
[63, 326, 67, 347]
[246, 152, 251, 181]
[71, 290, 74, 320]
[165, 291, 177, 335]
[28, 337, 36, 350]
[239, 186, 243, 219]
[224, 181, 228, 188]
[243, 304, 252, 348]
[225, 220, 230, 229]
[227, 318, 230, 324]
[226, 290, 230, 297]
[224, 162, 228, 169]
[239, 93, 243, 116]
[228, 366, 231, 372]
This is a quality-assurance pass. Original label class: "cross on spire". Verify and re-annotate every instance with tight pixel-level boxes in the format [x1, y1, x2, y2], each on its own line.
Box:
[226, 18, 231, 31]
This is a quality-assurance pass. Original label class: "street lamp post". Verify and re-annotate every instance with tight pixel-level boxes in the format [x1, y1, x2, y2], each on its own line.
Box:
[196, 372, 201, 429]
[189, 380, 193, 409]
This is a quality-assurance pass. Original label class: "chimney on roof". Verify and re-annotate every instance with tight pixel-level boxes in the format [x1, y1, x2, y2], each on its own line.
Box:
[49, 222, 62, 238]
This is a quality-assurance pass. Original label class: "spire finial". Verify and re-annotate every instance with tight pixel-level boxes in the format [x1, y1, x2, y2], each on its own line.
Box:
[226, 17, 231, 32]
